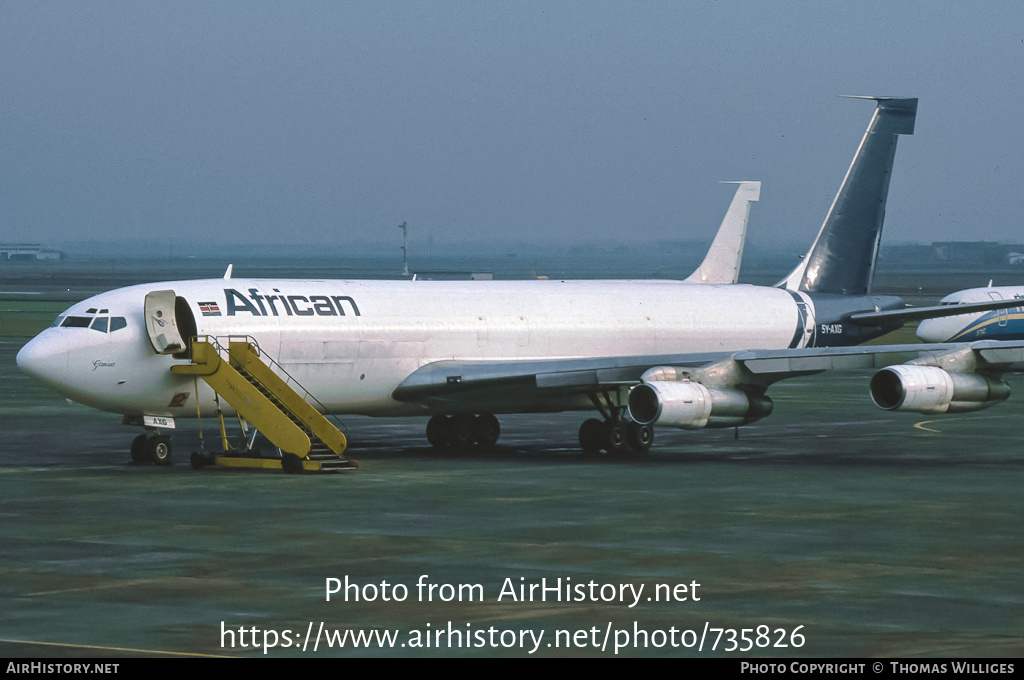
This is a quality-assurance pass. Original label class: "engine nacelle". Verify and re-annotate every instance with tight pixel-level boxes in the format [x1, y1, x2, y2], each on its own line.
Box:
[869, 365, 1010, 414]
[628, 381, 773, 429]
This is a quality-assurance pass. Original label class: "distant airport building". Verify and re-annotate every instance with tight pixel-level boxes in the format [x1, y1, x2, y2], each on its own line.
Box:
[411, 270, 493, 281]
[0, 244, 63, 261]
[881, 242, 1023, 266]
[931, 241, 1008, 266]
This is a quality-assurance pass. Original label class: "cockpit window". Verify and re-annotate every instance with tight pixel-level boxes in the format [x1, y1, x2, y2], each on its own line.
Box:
[58, 313, 127, 332]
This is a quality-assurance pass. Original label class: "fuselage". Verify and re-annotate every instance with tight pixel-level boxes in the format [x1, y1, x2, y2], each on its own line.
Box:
[917, 286, 1024, 343]
[18, 277, 822, 419]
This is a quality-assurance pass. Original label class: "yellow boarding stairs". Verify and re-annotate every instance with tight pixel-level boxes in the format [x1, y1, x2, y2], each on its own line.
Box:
[171, 336, 356, 473]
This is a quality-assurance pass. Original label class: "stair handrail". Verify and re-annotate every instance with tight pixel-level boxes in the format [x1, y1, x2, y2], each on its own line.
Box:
[191, 334, 349, 437]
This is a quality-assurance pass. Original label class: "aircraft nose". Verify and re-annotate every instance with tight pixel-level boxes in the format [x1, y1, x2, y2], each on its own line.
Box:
[16, 331, 69, 387]
[915, 320, 943, 343]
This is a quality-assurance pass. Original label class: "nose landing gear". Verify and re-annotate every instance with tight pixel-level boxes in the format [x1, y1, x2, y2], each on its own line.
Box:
[130, 433, 173, 465]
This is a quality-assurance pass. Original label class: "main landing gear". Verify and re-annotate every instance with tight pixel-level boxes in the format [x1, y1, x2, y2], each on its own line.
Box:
[578, 417, 653, 455]
[426, 413, 501, 451]
[579, 388, 653, 455]
[424, 404, 653, 456]
[130, 433, 173, 465]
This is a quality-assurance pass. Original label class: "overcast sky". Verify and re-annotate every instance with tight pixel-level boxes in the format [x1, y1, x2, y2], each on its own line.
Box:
[1, 1, 1022, 252]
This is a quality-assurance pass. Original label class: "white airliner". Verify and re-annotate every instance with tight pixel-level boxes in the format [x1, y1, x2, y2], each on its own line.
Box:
[917, 284, 1024, 343]
[17, 97, 1024, 470]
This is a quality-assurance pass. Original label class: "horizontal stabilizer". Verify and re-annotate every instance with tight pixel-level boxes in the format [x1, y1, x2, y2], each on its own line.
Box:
[840, 96, 917, 135]
[848, 297, 1024, 326]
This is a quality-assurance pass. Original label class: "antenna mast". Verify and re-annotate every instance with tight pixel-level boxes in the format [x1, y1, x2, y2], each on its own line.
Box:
[398, 222, 409, 278]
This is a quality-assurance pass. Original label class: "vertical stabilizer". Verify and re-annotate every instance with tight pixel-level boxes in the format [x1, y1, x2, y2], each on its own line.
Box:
[780, 97, 917, 295]
[684, 181, 761, 284]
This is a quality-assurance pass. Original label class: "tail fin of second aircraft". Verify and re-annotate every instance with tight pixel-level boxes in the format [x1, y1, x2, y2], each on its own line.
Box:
[684, 181, 761, 284]
[780, 96, 917, 296]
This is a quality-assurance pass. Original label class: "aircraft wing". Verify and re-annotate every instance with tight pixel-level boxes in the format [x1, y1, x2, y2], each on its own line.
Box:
[393, 340, 1024, 416]
[733, 340, 1024, 377]
[393, 350, 754, 416]
[848, 298, 1024, 325]
[393, 351, 733, 401]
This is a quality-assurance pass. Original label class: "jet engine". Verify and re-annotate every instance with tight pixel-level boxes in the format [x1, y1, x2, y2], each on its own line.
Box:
[869, 364, 1010, 414]
[627, 381, 772, 429]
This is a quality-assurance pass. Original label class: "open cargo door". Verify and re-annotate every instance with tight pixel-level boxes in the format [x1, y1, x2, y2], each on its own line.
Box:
[144, 289, 185, 354]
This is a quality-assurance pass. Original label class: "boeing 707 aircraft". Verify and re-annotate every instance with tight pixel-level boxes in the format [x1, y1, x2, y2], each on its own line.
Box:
[18, 97, 1024, 471]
